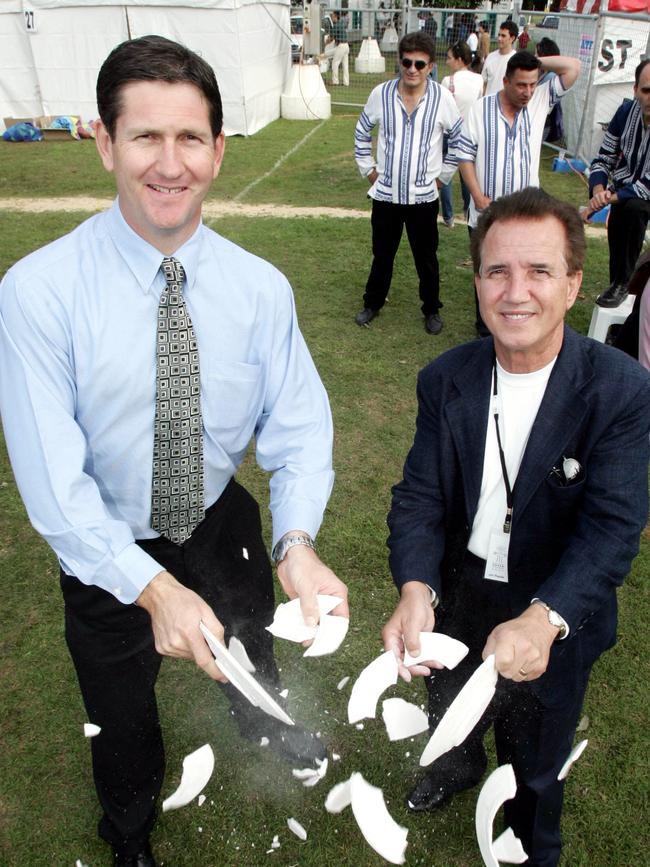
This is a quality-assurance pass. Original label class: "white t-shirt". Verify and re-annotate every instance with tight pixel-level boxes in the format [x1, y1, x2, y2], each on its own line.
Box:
[482, 49, 515, 95]
[468, 357, 556, 559]
[467, 32, 479, 53]
[441, 68, 484, 120]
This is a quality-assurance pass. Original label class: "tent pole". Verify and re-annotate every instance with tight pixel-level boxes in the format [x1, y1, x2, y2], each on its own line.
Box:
[124, 6, 132, 40]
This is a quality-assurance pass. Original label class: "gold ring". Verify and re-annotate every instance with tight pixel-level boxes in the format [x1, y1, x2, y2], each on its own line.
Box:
[518, 667, 528, 678]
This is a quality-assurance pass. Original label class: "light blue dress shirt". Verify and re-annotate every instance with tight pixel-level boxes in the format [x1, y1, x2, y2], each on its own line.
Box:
[0, 201, 334, 604]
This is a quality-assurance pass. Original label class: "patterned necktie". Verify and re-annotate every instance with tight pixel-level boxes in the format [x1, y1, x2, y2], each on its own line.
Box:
[151, 257, 204, 544]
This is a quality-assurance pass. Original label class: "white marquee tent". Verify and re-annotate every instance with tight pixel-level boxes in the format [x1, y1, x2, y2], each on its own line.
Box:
[0, 0, 292, 135]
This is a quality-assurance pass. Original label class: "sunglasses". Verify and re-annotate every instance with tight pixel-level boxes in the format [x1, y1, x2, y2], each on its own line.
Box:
[401, 58, 429, 71]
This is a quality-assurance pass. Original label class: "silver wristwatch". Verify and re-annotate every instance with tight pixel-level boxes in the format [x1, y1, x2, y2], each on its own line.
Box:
[272, 532, 315, 565]
[532, 599, 568, 639]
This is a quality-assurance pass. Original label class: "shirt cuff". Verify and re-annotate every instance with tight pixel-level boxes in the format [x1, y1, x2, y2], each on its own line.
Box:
[107, 543, 166, 604]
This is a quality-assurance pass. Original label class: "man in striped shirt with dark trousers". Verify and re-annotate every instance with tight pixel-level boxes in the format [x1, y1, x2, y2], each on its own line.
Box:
[587, 59, 650, 308]
[354, 31, 462, 335]
[454, 50, 579, 336]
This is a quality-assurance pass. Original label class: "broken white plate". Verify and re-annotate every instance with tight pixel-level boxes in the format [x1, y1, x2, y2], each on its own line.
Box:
[293, 757, 329, 788]
[348, 651, 399, 724]
[266, 595, 342, 642]
[303, 613, 349, 657]
[325, 778, 353, 814]
[197, 794, 206, 807]
[350, 772, 408, 865]
[557, 739, 588, 781]
[83, 723, 101, 738]
[287, 817, 307, 840]
[200, 622, 294, 726]
[382, 697, 429, 741]
[492, 827, 527, 863]
[420, 654, 497, 767]
[162, 744, 215, 813]
[228, 635, 256, 673]
[475, 764, 526, 867]
[337, 676, 350, 690]
[402, 632, 469, 669]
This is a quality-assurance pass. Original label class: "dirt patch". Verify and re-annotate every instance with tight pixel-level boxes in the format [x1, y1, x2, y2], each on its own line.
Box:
[0, 197, 608, 236]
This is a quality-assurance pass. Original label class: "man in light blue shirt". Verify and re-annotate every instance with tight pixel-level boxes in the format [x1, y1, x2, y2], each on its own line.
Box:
[0, 35, 348, 867]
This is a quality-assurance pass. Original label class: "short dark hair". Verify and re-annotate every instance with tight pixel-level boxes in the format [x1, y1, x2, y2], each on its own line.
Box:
[479, 20, 489, 32]
[536, 37, 560, 57]
[97, 35, 223, 140]
[499, 20, 519, 40]
[449, 41, 472, 68]
[505, 50, 541, 79]
[635, 58, 650, 86]
[470, 188, 586, 276]
[399, 31, 436, 62]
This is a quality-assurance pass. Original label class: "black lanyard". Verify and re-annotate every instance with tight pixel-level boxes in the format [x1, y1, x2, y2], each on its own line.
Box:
[492, 358, 513, 535]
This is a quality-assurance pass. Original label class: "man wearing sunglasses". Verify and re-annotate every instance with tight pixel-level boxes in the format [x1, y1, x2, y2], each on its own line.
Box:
[354, 31, 462, 335]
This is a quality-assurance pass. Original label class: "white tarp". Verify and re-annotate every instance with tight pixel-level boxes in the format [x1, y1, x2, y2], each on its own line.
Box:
[0, 0, 291, 135]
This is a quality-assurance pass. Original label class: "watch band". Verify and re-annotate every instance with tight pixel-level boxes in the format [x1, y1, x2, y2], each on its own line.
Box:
[531, 598, 568, 639]
[272, 532, 315, 565]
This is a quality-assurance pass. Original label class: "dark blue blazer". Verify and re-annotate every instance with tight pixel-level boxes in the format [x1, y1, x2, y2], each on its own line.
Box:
[388, 327, 650, 703]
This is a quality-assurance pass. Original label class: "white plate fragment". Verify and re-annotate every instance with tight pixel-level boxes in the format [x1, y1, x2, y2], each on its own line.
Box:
[325, 778, 352, 813]
[420, 654, 497, 767]
[557, 739, 588, 781]
[492, 827, 527, 863]
[162, 744, 215, 813]
[75, 860, 89, 867]
[382, 697, 429, 741]
[292, 757, 329, 788]
[348, 651, 398, 723]
[266, 595, 342, 642]
[402, 632, 469, 669]
[83, 723, 101, 738]
[475, 764, 527, 867]
[228, 635, 256, 673]
[287, 817, 307, 841]
[200, 622, 294, 726]
[198, 794, 206, 807]
[303, 613, 349, 657]
[350, 772, 408, 865]
[337, 676, 350, 691]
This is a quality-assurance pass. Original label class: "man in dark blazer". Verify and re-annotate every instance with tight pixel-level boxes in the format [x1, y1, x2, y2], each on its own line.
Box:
[382, 188, 650, 867]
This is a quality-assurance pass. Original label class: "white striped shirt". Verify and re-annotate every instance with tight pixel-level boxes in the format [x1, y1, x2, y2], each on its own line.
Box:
[454, 76, 567, 228]
[354, 78, 462, 205]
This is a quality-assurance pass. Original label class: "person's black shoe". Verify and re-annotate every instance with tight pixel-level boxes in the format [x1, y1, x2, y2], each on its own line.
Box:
[355, 307, 378, 326]
[424, 313, 443, 335]
[234, 709, 327, 765]
[596, 283, 628, 308]
[406, 745, 487, 812]
[113, 842, 157, 867]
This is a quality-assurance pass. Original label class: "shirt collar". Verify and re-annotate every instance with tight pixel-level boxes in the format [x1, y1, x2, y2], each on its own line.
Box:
[105, 199, 203, 296]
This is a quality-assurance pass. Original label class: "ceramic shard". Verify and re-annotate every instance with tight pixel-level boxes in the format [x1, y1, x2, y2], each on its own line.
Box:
[350, 772, 408, 865]
[324, 778, 352, 813]
[287, 817, 307, 841]
[337, 676, 350, 690]
[402, 632, 469, 669]
[83, 723, 101, 738]
[198, 794, 206, 807]
[420, 654, 497, 767]
[303, 613, 349, 657]
[475, 763, 527, 867]
[347, 651, 399, 723]
[228, 635, 256, 673]
[382, 697, 429, 741]
[200, 622, 294, 726]
[492, 827, 527, 863]
[266, 595, 342, 642]
[162, 744, 215, 813]
[557, 739, 588, 781]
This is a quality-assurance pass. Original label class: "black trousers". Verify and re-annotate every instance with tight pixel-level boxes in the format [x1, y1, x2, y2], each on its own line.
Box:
[428, 553, 589, 867]
[61, 479, 277, 856]
[363, 199, 441, 315]
[607, 198, 650, 286]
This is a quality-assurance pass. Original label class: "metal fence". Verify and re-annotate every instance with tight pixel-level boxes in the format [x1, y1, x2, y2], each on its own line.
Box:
[295, 2, 650, 169]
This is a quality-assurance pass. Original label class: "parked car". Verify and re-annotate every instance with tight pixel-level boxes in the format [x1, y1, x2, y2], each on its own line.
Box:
[530, 14, 560, 45]
[290, 12, 334, 63]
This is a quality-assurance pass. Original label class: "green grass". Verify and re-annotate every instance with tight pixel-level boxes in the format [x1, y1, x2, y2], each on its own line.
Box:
[0, 116, 647, 866]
